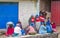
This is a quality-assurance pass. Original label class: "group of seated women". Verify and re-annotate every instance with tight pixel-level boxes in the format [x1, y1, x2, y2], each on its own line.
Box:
[5, 16, 56, 37]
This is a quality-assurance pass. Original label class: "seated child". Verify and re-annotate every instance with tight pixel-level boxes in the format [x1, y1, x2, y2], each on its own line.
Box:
[51, 22, 56, 32]
[26, 25, 36, 35]
[39, 23, 47, 34]
[21, 28, 25, 35]
[6, 22, 14, 36]
[14, 24, 22, 36]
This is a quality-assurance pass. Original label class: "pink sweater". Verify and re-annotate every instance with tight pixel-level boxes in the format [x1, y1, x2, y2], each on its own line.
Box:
[27, 26, 36, 33]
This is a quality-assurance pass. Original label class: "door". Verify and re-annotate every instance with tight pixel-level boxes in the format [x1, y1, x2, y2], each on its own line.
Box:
[51, 1, 60, 25]
[0, 2, 18, 29]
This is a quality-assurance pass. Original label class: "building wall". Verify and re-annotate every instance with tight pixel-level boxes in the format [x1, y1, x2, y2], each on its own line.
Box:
[19, 1, 37, 28]
[40, 0, 51, 12]
[0, 0, 38, 28]
[0, 0, 51, 28]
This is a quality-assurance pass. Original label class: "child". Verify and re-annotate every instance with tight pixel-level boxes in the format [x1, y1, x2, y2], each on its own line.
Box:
[39, 23, 47, 34]
[26, 25, 36, 35]
[46, 17, 52, 33]
[21, 28, 25, 35]
[14, 24, 22, 36]
[6, 22, 14, 36]
[51, 22, 56, 32]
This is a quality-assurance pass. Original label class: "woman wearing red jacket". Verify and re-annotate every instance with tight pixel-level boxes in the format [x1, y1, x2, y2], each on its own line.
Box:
[6, 22, 14, 36]
[39, 14, 45, 25]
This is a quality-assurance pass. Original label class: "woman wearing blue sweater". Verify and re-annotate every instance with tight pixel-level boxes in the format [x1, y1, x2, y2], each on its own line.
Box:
[46, 17, 52, 33]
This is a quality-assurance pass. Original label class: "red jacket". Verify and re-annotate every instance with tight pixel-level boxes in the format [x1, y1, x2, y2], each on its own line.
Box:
[36, 17, 40, 22]
[31, 17, 35, 22]
[40, 16, 45, 22]
[7, 27, 14, 35]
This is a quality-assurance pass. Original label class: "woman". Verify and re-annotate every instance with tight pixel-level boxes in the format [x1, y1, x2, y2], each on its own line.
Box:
[39, 14, 45, 25]
[14, 24, 22, 36]
[29, 15, 35, 28]
[26, 25, 36, 35]
[46, 17, 52, 33]
[35, 14, 40, 32]
[6, 22, 14, 36]
[39, 23, 47, 34]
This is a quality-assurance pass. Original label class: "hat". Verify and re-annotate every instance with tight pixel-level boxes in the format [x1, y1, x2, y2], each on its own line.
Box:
[7, 21, 14, 25]
[6, 21, 14, 28]
[16, 23, 20, 27]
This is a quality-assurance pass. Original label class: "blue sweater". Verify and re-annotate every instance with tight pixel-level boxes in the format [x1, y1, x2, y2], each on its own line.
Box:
[46, 20, 52, 33]
[39, 25, 47, 34]
[21, 29, 25, 35]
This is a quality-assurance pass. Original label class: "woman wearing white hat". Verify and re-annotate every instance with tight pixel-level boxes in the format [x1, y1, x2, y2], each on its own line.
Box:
[6, 21, 14, 36]
[14, 24, 22, 36]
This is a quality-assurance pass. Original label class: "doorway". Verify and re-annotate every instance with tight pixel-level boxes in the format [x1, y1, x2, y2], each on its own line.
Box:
[51, 1, 60, 25]
[0, 2, 18, 29]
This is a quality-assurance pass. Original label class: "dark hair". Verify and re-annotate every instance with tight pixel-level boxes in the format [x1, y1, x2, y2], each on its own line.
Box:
[9, 24, 13, 28]
[18, 21, 21, 24]
[44, 23, 46, 25]
[39, 11, 43, 16]
[43, 22, 46, 25]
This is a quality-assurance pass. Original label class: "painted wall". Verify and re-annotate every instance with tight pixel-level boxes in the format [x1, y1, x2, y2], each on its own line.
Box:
[51, 1, 60, 25]
[0, 2, 18, 29]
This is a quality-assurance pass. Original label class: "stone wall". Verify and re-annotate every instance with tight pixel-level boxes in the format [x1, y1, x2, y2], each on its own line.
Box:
[7, 32, 59, 38]
[22, 33, 58, 38]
